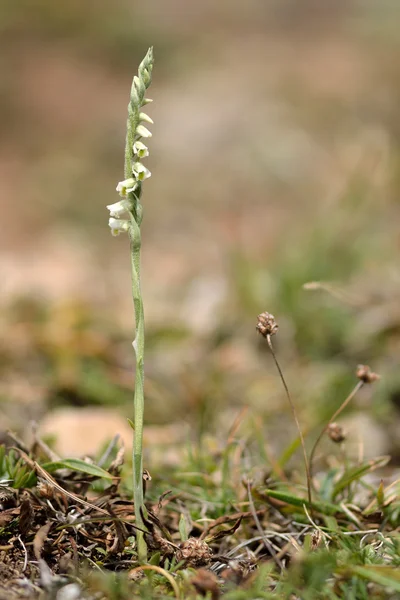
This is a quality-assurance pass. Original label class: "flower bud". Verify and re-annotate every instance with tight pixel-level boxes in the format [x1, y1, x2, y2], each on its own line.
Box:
[139, 112, 153, 124]
[142, 69, 151, 87]
[136, 125, 152, 138]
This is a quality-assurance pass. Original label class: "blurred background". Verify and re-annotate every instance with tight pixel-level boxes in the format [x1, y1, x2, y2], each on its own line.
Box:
[1, 0, 400, 468]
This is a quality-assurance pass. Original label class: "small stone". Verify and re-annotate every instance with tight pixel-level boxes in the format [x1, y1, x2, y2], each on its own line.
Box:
[56, 583, 81, 600]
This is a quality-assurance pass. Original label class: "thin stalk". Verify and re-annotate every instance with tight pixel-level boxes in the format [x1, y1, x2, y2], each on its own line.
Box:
[266, 334, 312, 507]
[119, 48, 153, 563]
[309, 380, 364, 486]
[129, 215, 147, 561]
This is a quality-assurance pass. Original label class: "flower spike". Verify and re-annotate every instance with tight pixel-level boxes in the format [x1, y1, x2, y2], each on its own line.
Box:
[108, 47, 155, 562]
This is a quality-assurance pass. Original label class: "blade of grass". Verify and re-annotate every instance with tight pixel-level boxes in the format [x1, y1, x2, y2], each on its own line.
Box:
[332, 456, 390, 499]
[42, 459, 114, 480]
[262, 488, 341, 516]
[347, 565, 400, 592]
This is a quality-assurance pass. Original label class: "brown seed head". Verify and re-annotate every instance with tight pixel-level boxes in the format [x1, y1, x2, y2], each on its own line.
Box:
[327, 422, 346, 443]
[36, 479, 55, 499]
[256, 312, 278, 338]
[142, 469, 152, 481]
[191, 568, 220, 600]
[310, 529, 324, 551]
[356, 364, 380, 384]
[176, 537, 213, 567]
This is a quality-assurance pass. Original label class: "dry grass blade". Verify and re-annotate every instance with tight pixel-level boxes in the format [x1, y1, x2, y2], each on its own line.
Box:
[206, 517, 242, 543]
[246, 478, 283, 569]
[303, 281, 364, 307]
[15, 449, 114, 517]
[18, 494, 33, 536]
[33, 522, 52, 562]
[14, 448, 147, 533]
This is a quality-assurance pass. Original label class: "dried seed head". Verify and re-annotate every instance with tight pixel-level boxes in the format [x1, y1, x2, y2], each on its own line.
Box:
[256, 312, 278, 338]
[128, 568, 145, 582]
[0, 486, 15, 503]
[19, 493, 34, 536]
[142, 469, 152, 482]
[191, 569, 220, 599]
[310, 529, 324, 551]
[356, 364, 380, 384]
[327, 422, 346, 443]
[142, 469, 152, 497]
[176, 537, 213, 567]
[36, 479, 55, 499]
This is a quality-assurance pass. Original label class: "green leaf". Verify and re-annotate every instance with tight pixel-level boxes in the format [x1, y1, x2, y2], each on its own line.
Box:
[319, 467, 339, 502]
[262, 488, 341, 515]
[0, 444, 5, 472]
[349, 565, 400, 592]
[149, 552, 160, 566]
[42, 459, 114, 480]
[323, 515, 340, 532]
[376, 479, 385, 508]
[332, 456, 390, 498]
[278, 435, 301, 467]
[178, 513, 189, 542]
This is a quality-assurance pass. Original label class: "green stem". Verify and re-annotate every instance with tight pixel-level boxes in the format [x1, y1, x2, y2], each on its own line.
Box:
[122, 47, 153, 562]
[266, 334, 312, 507]
[129, 214, 147, 561]
[309, 380, 364, 488]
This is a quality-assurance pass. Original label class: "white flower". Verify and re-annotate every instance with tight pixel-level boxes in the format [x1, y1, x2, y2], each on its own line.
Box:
[116, 178, 137, 197]
[108, 218, 129, 236]
[136, 125, 152, 138]
[132, 163, 151, 182]
[133, 141, 149, 159]
[106, 200, 130, 218]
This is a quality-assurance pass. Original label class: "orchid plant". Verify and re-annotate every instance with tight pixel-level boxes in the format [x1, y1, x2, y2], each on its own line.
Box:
[107, 47, 154, 561]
